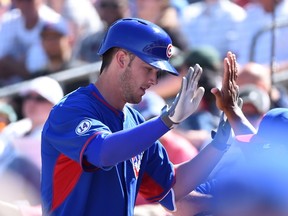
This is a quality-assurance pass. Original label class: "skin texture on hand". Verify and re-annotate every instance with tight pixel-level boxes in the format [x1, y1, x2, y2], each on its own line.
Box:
[211, 51, 239, 113]
[211, 51, 256, 135]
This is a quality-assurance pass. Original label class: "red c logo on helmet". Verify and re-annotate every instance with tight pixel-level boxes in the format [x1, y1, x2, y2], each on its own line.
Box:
[166, 44, 173, 58]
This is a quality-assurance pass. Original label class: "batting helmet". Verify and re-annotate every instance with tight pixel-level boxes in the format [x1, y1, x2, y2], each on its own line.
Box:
[98, 18, 179, 75]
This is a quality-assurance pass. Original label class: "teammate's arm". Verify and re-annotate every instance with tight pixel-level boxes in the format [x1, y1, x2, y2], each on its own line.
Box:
[171, 51, 254, 201]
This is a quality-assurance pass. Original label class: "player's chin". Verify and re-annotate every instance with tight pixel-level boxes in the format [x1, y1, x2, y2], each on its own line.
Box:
[128, 95, 142, 105]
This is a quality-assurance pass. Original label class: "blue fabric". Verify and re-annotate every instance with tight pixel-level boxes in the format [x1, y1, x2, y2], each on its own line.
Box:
[41, 84, 175, 216]
[85, 115, 170, 167]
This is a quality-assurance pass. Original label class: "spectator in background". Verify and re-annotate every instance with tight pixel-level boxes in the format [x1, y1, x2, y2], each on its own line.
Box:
[77, 0, 131, 63]
[0, 0, 63, 86]
[26, 19, 87, 93]
[133, 0, 188, 51]
[0, 0, 11, 17]
[232, 0, 288, 68]
[0, 76, 63, 209]
[179, 0, 246, 58]
[11, 76, 63, 168]
[95, 0, 131, 29]
[239, 84, 271, 128]
[26, 18, 72, 73]
[169, 0, 189, 16]
[45, 0, 104, 52]
[237, 62, 288, 109]
[129, 0, 189, 17]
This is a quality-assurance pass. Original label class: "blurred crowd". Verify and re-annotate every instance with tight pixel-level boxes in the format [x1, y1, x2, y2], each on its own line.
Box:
[0, 0, 288, 215]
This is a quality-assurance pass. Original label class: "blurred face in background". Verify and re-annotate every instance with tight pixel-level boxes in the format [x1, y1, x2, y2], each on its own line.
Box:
[135, 0, 169, 22]
[13, 0, 42, 19]
[95, 0, 130, 26]
[41, 28, 71, 59]
[22, 91, 53, 127]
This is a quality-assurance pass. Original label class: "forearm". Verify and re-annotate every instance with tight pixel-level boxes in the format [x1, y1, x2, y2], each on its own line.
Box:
[172, 144, 225, 201]
[85, 116, 170, 167]
[174, 191, 213, 216]
[224, 106, 256, 135]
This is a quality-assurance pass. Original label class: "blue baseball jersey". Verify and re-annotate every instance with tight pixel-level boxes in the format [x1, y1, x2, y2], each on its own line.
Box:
[41, 84, 175, 216]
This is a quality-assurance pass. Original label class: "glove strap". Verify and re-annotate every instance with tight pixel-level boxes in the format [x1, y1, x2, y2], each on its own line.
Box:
[160, 105, 178, 129]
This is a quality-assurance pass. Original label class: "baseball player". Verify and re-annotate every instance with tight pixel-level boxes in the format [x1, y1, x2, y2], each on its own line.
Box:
[41, 18, 246, 216]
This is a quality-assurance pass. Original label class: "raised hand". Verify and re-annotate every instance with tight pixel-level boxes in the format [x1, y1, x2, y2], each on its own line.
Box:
[211, 51, 256, 135]
[161, 64, 205, 128]
[211, 51, 240, 113]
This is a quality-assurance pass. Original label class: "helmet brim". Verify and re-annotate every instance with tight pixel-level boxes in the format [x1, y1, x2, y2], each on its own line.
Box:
[142, 58, 179, 76]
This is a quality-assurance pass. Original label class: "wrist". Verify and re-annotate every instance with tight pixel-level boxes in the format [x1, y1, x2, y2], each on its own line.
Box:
[160, 105, 178, 129]
[210, 140, 231, 151]
[222, 105, 241, 116]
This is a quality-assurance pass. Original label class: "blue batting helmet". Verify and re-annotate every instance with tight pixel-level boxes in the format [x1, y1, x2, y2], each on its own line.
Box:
[97, 18, 179, 75]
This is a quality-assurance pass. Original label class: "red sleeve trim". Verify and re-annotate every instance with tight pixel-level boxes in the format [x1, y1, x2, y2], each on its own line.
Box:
[51, 154, 82, 211]
[79, 132, 101, 172]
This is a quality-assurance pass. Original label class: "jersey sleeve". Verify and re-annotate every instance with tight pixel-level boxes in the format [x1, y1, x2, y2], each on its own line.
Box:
[42, 105, 111, 171]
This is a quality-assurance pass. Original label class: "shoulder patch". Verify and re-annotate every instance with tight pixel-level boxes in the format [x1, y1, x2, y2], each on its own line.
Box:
[75, 119, 92, 135]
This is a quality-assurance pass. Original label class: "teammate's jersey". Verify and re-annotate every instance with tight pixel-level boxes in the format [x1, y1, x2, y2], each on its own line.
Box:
[41, 84, 175, 216]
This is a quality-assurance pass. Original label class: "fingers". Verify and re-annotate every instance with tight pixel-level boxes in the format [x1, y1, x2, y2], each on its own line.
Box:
[223, 51, 240, 95]
[192, 87, 205, 105]
[186, 65, 202, 91]
[174, 76, 187, 108]
[222, 57, 230, 90]
[191, 64, 202, 90]
[229, 52, 238, 84]
[211, 87, 221, 99]
[226, 52, 239, 85]
[185, 67, 194, 90]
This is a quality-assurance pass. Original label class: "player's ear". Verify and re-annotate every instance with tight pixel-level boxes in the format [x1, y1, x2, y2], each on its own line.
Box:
[115, 49, 128, 69]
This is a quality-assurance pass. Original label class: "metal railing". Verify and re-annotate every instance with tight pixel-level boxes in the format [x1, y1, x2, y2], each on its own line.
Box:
[249, 18, 288, 63]
[249, 18, 288, 88]
[0, 61, 101, 98]
[0, 55, 287, 100]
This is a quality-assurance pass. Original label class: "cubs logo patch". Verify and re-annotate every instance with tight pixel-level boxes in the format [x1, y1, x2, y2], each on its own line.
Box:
[166, 44, 173, 58]
[75, 119, 92, 135]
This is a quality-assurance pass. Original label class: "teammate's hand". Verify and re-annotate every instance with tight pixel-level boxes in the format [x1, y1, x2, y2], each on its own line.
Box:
[211, 51, 240, 113]
[161, 64, 205, 128]
[210, 112, 232, 151]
